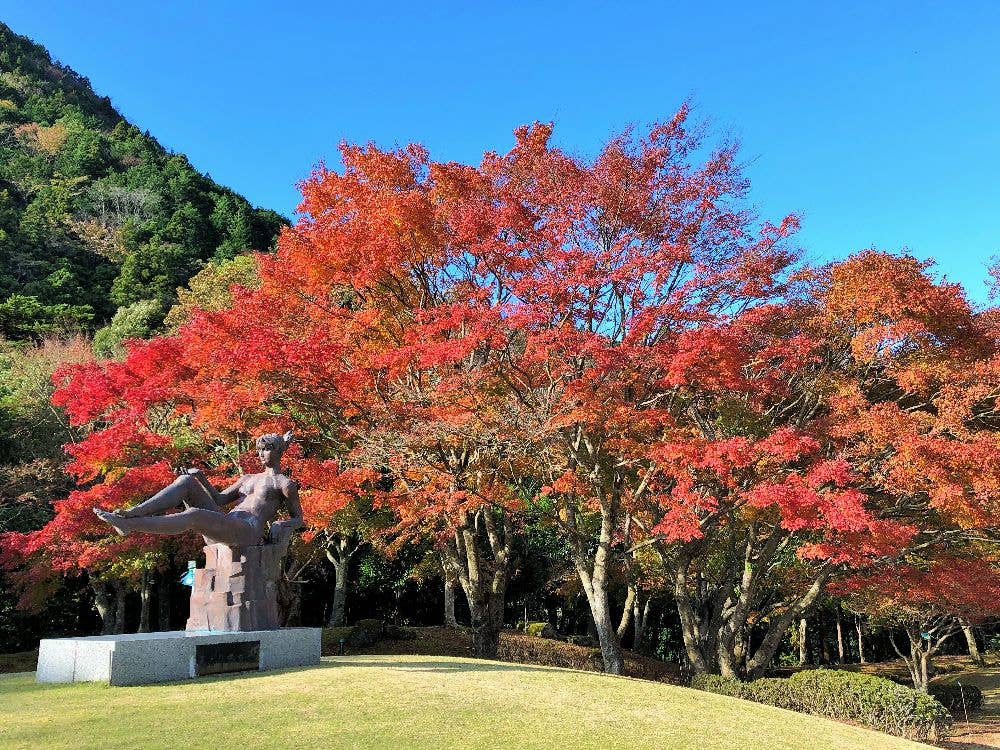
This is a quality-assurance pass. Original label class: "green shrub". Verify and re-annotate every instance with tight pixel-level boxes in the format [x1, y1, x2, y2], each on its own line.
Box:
[690, 674, 743, 697]
[321, 626, 353, 655]
[929, 683, 984, 714]
[740, 677, 796, 710]
[384, 624, 418, 641]
[347, 619, 385, 647]
[524, 621, 556, 638]
[321, 620, 386, 654]
[692, 669, 951, 743]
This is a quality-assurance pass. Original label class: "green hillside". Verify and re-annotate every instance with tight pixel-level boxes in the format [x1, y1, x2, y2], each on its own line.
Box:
[0, 21, 286, 339]
[0, 655, 927, 750]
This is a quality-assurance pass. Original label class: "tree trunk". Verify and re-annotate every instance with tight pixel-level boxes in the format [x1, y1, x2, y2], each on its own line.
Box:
[470, 591, 504, 659]
[918, 649, 931, 692]
[93, 581, 115, 635]
[961, 619, 984, 666]
[158, 570, 172, 631]
[569, 500, 624, 675]
[835, 604, 845, 663]
[798, 617, 808, 666]
[325, 535, 358, 627]
[283, 584, 302, 627]
[633, 596, 651, 653]
[819, 610, 831, 664]
[112, 583, 126, 634]
[138, 572, 152, 633]
[328, 558, 348, 627]
[891, 622, 961, 693]
[443, 569, 458, 627]
[616, 584, 636, 643]
[666, 523, 827, 680]
[588, 589, 624, 674]
[855, 616, 866, 664]
[442, 508, 513, 660]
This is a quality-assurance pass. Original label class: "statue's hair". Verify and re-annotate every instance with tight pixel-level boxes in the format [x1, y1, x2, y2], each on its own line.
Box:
[255, 431, 294, 453]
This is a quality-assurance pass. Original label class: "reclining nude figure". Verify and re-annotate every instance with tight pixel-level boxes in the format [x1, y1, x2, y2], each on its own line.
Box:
[93, 432, 304, 548]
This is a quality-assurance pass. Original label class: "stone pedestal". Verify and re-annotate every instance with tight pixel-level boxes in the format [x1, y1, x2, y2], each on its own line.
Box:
[186, 542, 284, 632]
[36, 628, 321, 686]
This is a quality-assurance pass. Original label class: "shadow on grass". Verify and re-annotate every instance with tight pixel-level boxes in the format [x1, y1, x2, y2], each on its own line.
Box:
[0, 655, 612, 694]
[325, 656, 609, 679]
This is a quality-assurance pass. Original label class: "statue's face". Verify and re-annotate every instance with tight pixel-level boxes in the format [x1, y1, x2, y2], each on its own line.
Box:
[257, 443, 282, 468]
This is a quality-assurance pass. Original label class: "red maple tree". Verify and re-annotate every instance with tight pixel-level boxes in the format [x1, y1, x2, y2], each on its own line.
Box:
[7, 111, 1000, 677]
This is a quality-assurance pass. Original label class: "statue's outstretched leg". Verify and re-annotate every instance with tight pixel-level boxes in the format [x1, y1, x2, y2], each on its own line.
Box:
[118, 474, 219, 518]
[93, 507, 259, 547]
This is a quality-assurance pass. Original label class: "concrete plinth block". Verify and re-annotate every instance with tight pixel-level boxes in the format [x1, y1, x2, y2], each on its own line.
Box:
[36, 628, 321, 686]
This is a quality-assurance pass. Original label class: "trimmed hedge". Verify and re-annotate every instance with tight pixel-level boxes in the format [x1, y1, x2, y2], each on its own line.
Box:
[929, 683, 984, 714]
[384, 624, 418, 641]
[498, 632, 680, 683]
[320, 625, 682, 684]
[321, 620, 385, 655]
[347, 619, 385, 646]
[498, 632, 605, 672]
[692, 669, 951, 743]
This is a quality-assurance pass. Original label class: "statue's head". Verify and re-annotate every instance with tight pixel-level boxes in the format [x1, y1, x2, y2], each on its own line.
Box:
[256, 431, 293, 468]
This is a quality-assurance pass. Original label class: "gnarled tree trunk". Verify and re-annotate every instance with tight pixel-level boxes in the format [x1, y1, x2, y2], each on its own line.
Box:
[664, 525, 829, 680]
[441, 508, 513, 659]
[890, 617, 962, 692]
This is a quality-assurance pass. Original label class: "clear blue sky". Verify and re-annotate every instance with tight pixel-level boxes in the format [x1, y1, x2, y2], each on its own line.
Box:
[5, 1, 999, 301]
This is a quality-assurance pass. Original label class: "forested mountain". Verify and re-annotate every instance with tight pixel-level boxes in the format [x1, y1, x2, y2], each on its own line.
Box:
[0, 23, 288, 648]
[0, 21, 286, 339]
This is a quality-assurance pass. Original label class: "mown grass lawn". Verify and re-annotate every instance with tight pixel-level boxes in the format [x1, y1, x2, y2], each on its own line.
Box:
[0, 654, 926, 750]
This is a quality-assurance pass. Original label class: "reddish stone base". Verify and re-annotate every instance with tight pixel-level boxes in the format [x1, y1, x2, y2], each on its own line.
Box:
[186, 543, 284, 632]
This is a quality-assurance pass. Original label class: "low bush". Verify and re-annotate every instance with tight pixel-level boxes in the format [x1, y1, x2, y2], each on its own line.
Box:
[524, 621, 557, 638]
[347, 619, 385, 646]
[384, 624, 418, 641]
[321, 620, 386, 655]
[0, 650, 37, 674]
[321, 626, 353, 655]
[692, 669, 951, 743]
[499, 632, 604, 672]
[321, 625, 682, 684]
[929, 683, 984, 714]
[621, 653, 682, 684]
[498, 632, 680, 683]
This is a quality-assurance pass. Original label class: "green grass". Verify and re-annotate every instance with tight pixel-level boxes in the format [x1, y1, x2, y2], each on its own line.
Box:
[0, 655, 926, 750]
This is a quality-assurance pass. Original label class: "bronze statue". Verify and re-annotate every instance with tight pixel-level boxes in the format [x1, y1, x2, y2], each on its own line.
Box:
[94, 432, 303, 548]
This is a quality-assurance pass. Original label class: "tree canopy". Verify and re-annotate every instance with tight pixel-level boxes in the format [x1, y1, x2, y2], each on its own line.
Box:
[4, 104, 1000, 683]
